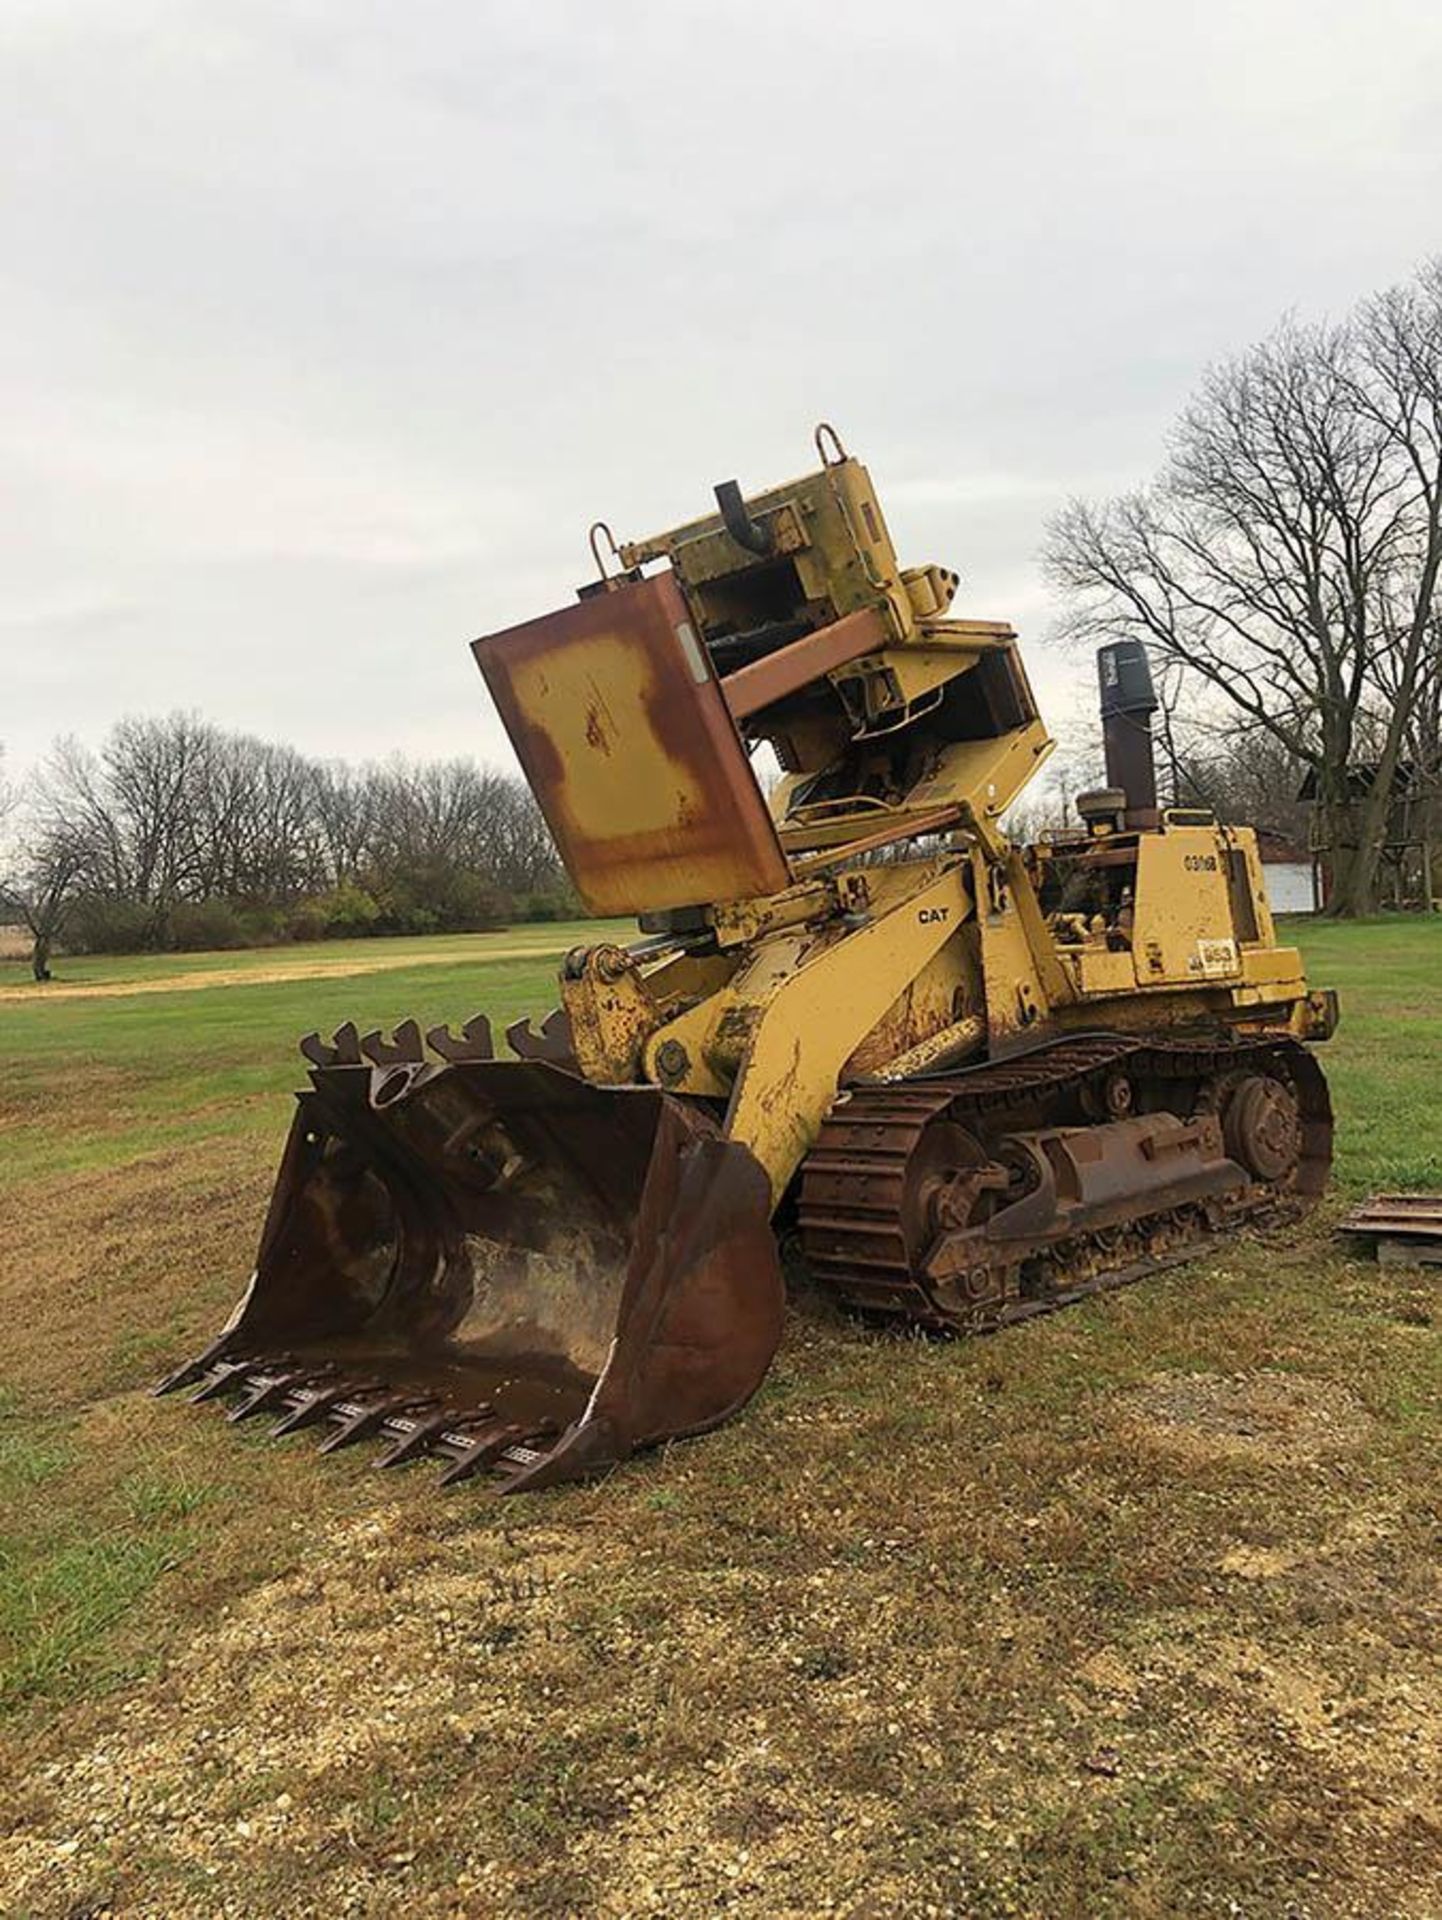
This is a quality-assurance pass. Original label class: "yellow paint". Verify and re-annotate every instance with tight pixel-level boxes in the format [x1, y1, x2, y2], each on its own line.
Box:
[506, 634, 701, 834]
[481, 579, 789, 916]
[722, 862, 973, 1198]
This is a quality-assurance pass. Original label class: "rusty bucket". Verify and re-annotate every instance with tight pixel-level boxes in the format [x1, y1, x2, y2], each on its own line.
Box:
[159, 1060, 785, 1491]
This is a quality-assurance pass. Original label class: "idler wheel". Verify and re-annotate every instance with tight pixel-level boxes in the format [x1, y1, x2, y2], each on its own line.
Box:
[901, 1121, 995, 1266]
[1222, 1075, 1301, 1185]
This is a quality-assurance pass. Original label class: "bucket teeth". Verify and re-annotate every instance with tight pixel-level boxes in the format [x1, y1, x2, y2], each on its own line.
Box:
[425, 1014, 494, 1063]
[271, 1380, 380, 1436]
[374, 1408, 490, 1469]
[300, 1021, 364, 1069]
[299, 1008, 572, 1070]
[167, 1354, 565, 1488]
[504, 1009, 577, 1068]
[437, 1420, 555, 1488]
[154, 1345, 225, 1396]
[360, 1020, 424, 1066]
[226, 1367, 315, 1423]
[190, 1359, 255, 1403]
[317, 1393, 436, 1455]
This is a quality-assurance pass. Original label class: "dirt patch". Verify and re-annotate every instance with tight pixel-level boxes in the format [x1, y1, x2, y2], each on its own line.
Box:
[1120, 1369, 1372, 1466]
[0, 940, 575, 1003]
[1147, 1627, 1442, 1837]
[0, 1504, 632, 1917]
[1218, 1544, 1303, 1579]
[6, 1470, 1440, 1920]
[4, 1326, 1439, 1918]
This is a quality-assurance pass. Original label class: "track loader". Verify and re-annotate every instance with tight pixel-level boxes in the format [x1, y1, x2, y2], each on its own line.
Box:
[162, 426, 1337, 1490]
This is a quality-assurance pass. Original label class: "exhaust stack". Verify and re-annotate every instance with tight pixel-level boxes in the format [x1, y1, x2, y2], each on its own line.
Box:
[1097, 640, 1159, 828]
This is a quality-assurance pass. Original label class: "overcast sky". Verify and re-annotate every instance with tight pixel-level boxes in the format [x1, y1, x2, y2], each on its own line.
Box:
[5, 0, 1441, 784]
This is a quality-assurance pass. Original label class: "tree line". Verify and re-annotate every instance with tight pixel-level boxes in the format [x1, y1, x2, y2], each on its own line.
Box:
[1046, 256, 1442, 916]
[0, 716, 569, 979]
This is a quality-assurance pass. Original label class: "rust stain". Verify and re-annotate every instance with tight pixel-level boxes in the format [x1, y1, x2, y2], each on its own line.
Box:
[473, 574, 790, 915]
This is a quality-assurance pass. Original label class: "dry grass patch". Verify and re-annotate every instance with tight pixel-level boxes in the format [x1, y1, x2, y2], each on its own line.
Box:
[0, 937, 595, 1003]
[1119, 1369, 1373, 1466]
[7, 1247, 1440, 1918]
[0, 1140, 270, 1406]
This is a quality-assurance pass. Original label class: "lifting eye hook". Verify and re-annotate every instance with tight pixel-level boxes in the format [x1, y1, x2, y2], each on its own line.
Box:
[814, 421, 848, 466]
[588, 520, 623, 584]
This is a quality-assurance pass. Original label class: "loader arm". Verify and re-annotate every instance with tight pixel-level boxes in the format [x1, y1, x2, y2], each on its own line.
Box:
[660, 859, 972, 1201]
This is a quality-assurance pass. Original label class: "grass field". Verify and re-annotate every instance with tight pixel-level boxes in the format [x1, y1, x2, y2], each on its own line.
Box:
[1, 918, 1439, 1918]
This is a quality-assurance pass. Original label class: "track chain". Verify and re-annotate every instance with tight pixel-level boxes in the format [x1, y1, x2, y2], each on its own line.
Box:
[798, 1030, 1330, 1333]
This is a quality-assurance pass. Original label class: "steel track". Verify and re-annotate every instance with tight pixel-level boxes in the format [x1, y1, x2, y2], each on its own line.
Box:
[797, 1031, 1332, 1333]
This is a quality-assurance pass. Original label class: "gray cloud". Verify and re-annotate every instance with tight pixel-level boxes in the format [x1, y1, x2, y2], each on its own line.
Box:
[5, 0, 1441, 778]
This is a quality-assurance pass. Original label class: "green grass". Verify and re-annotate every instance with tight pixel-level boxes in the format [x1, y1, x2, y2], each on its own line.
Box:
[0, 1392, 73, 1491]
[1279, 914, 1442, 1190]
[0, 915, 1438, 1917]
[0, 919, 630, 1191]
[0, 1532, 184, 1709]
[0, 1393, 211, 1711]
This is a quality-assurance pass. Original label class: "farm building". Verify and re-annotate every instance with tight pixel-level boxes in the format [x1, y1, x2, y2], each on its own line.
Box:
[1255, 829, 1318, 914]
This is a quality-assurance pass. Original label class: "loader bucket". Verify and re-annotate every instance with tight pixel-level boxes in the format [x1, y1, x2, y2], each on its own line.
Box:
[160, 1059, 785, 1491]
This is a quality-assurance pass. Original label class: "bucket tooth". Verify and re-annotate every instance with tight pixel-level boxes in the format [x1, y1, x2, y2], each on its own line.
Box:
[375, 1407, 491, 1469]
[318, 1394, 434, 1455]
[436, 1420, 553, 1489]
[300, 1022, 364, 1069]
[505, 1009, 576, 1067]
[190, 1359, 257, 1404]
[360, 1020, 424, 1066]
[226, 1368, 315, 1424]
[154, 1346, 224, 1397]
[426, 1014, 494, 1063]
[272, 1380, 382, 1437]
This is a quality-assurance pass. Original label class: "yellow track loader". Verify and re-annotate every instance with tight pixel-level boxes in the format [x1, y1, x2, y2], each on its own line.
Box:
[162, 426, 1336, 1490]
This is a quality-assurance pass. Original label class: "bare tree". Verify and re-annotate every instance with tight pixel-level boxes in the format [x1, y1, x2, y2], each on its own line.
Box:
[487, 778, 563, 893]
[1342, 264, 1442, 902]
[0, 748, 74, 975]
[1172, 730, 1312, 843]
[40, 715, 220, 927]
[310, 760, 382, 886]
[21, 712, 566, 952]
[0, 815, 90, 981]
[1045, 259, 1442, 915]
[191, 735, 325, 902]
